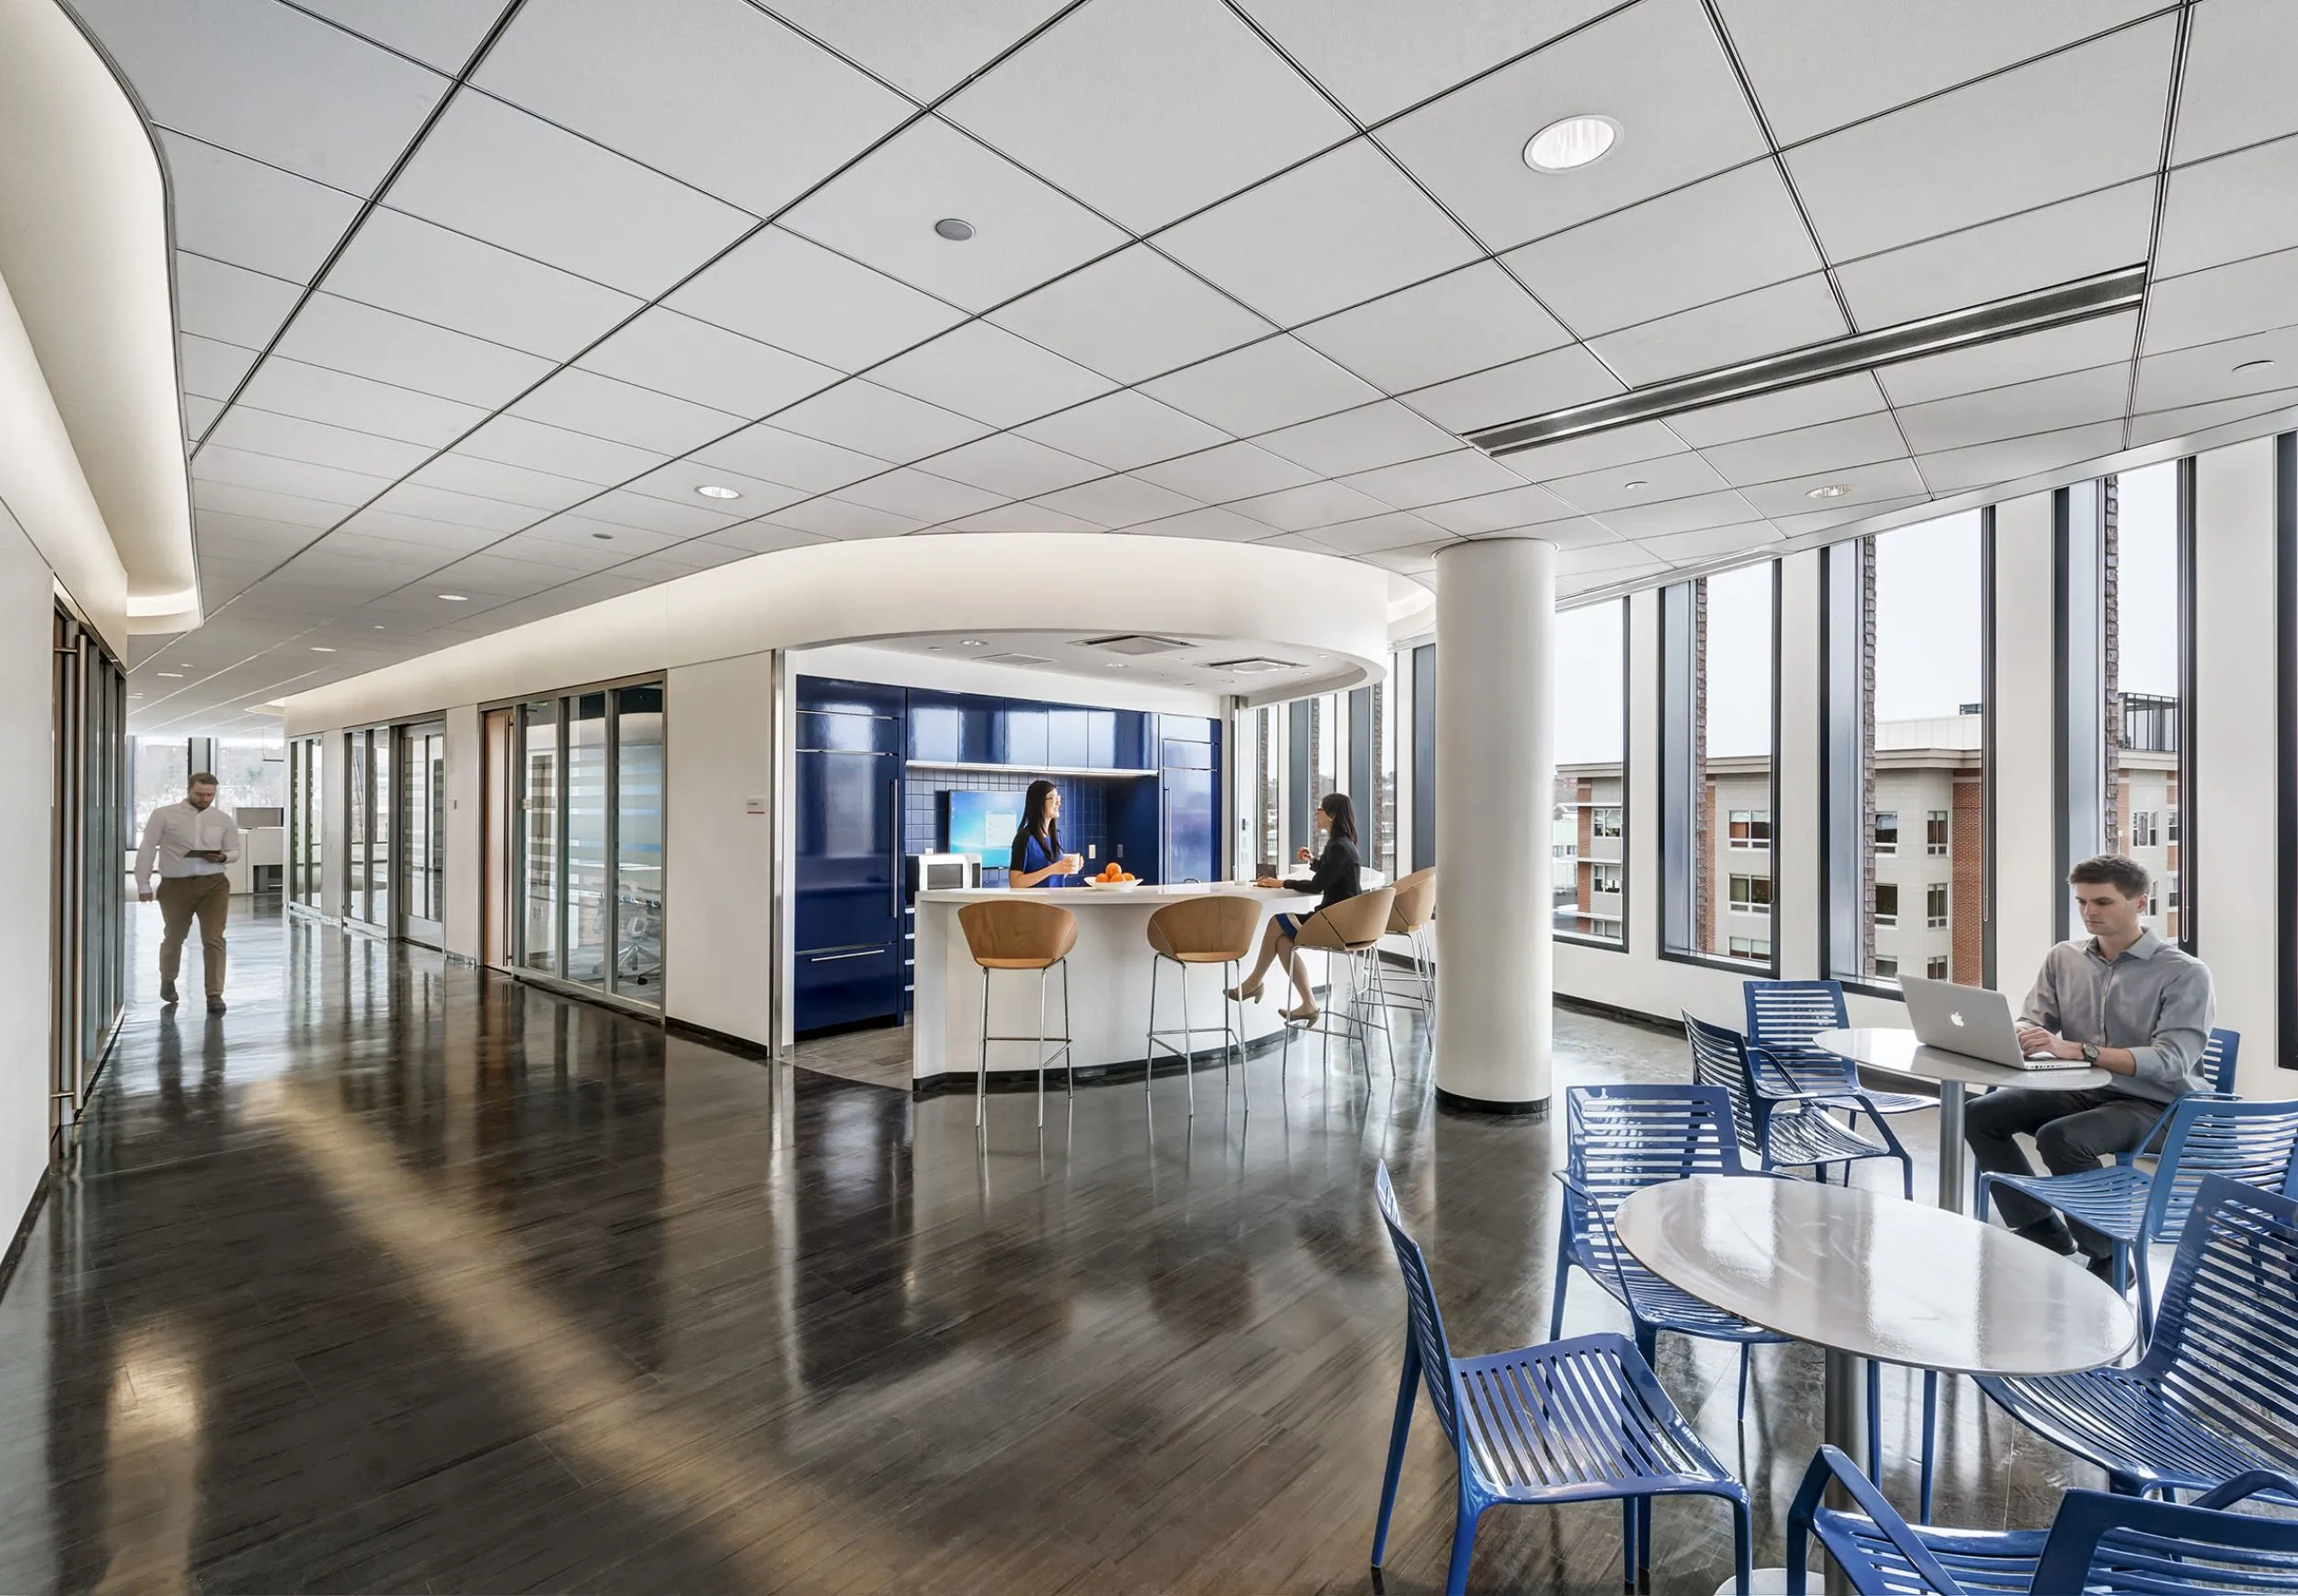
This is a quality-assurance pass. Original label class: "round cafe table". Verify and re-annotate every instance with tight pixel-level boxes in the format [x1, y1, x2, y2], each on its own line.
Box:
[1617, 1175, 2134, 1595]
[1810, 1028, 2112, 1213]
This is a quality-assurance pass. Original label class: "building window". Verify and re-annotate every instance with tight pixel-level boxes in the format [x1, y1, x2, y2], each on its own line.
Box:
[1926, 956, 1949, 980]
[1729, 873, 1771, 911]
[2111, 460, 2187, 948]
[1662, 566, 1774, 964]
[2167, 807, 2180, 846]
[2130, 810, 2159, 848]
[1554, 600, 1626, 946]
[1728, 936, 1772, 960]
[1825, 513, 1987, 987]
[1728, 810, 1771, 847]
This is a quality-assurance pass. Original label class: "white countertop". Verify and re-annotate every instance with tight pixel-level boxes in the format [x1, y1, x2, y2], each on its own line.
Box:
[917, 882, 1313, 907]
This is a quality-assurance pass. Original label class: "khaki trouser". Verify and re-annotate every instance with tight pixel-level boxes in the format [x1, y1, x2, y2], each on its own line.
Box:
[157, 873, 231, 997]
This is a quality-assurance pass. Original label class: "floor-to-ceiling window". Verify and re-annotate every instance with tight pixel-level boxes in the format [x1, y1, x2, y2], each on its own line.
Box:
[53, 607, 126, 1132]
[344, 727, 394, 930]
[1688, 566, 1776, 965]
[1830, 512, 1989, 987]
[288, 735, 323, 914]
[507, 681, 664, 1007]
[2110, 461, 2186, 946]
[400, 723, 447, 946]
[346, 730, 369, 925]
[1556, 599, 1627, 945]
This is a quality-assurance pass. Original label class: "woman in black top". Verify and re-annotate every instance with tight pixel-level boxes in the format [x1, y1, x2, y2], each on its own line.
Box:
[1228, 793, 1362, 1023]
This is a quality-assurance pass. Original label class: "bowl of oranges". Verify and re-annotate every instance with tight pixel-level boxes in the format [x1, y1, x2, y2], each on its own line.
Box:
[1084, 863, 1140, 890]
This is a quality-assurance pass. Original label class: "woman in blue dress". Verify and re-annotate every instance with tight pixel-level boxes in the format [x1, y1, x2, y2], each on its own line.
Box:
[1007, 779, 1084, 888]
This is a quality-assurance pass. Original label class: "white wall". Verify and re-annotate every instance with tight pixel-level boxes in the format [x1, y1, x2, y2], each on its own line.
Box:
[0, 505, 57, 1238]
[664, 654, 776, 1047]
[790, 643, 1225, 718]
[2192, 437, 2280, 1092]
[443, 706, 481, 959]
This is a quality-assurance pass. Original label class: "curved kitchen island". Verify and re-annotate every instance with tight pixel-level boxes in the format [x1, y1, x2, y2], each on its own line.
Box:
[912, 883, 1321, 1090]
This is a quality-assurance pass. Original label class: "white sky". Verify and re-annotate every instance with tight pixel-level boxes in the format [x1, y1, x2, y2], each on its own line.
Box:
[1873, 510, 1983, 720]
[1705, 562, 1773, 757]
[1554, 601, 1624, 764]
[2118, 462, 2180, 697]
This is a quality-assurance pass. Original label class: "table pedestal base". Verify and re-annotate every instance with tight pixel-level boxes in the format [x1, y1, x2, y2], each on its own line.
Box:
[1715, 1346, 1868, 1596]
[1937, 1083, 1969, 1213]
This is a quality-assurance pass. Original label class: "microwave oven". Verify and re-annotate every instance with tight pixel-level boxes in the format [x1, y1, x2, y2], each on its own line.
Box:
[908, 853, 979, 896]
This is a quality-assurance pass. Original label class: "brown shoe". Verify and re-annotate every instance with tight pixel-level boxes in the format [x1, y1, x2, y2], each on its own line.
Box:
[206, 996, 226, 1015]
[160, 979, 178, 1005]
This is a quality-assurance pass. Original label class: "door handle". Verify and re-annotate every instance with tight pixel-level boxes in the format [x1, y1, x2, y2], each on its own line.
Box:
[889, 776, 902, 917]
[806, 948, 885, 962]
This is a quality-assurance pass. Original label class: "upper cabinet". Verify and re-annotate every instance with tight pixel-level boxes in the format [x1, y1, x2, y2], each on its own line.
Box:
[898, 689, 1183, 772]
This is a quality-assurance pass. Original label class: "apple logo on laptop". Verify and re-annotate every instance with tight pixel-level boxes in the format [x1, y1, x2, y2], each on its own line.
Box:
[1949, 1012, 1965, 1027]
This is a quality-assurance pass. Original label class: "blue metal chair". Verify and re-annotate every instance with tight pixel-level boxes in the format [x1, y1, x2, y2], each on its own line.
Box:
[1685, 1013, 1914, 1199]
[1551, 1084, 1790, 1426]
[1785, 1444, 2298, 1593]
[1742, 978, 1934, 1131]
[1978, 1083, 2298, 1336]
[1977, 1174, 2298, 1498]
[1372, 1163, 1752, 1596]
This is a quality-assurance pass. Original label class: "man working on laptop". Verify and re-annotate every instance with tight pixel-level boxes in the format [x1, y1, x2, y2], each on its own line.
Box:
[1965, 854, 2215, 1282]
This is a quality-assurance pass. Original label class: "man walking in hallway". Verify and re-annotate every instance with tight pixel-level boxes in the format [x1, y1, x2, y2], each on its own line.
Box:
[136, 772, 241, 1014]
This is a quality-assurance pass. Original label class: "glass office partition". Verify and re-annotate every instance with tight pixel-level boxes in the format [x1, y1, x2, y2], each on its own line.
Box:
[346, 730, 369, 924]
[507, 681, 663, 1007]
[289, 735, 322, 912]
[53, 607, 127, 1133]
[370, 730, 391, 928]
[401, 723, 446, 945]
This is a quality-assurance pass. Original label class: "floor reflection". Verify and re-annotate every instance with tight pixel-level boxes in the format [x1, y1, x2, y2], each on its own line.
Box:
[0, 902, 2101, 1594]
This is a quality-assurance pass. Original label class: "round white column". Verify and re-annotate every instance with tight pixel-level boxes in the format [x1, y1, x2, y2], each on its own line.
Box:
[1433, 537, 1556, 1116]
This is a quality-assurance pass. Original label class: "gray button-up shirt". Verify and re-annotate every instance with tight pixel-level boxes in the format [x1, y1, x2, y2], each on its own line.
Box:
[2019, 930, 2216, 1102]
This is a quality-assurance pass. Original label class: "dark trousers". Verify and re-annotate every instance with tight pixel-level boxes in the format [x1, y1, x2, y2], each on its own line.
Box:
[1964, 1086, 2165, 1258]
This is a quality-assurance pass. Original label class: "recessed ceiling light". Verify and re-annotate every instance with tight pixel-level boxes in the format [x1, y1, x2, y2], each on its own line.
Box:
[373, 624, 385, 630]
[1622, 479, 1649, 491]
[439, 593, 469, 601]
[960, 637, 986, 647]
[1105, 661, 1127, 670]
[1523, 114, 1619, 173]
[592, 531, 614, 540]
[695, 484, 741, 500]
[2234, 357, 2276, 373]
[1807, 484, 1855, 499]
[310, 646, 336, 653]
[934, 217, 975, 241]
[156, 671, 182, 678]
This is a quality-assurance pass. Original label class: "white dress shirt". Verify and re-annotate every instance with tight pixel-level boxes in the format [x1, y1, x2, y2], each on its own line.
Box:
[136, 801, 243, 892]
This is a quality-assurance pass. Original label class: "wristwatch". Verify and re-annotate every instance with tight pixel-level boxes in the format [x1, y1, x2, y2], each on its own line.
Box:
[2081, 1042, 2101, 1065]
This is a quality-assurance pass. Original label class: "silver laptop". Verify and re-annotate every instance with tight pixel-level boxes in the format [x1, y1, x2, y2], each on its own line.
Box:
[1900, 977, 2082, 1069]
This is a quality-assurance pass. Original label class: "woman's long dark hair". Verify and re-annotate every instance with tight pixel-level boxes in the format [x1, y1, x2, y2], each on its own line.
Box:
[1016, 779, 1062, 855]
[1320, 792, 1359, 846]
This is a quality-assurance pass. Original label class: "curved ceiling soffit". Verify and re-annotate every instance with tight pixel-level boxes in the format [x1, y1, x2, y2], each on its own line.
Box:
[0, 0, 197, 640]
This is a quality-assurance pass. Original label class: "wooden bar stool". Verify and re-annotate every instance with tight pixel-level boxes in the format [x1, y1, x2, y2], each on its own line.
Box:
[1282, 886, 1398, 1082]
[1144, 894, 1262, 1116]
[956, 899, 1078, 1130]
[1384, 867, 1436, 1022]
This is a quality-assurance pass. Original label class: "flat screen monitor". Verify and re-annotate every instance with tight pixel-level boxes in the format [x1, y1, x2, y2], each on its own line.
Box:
[946, 789, 1022, 868]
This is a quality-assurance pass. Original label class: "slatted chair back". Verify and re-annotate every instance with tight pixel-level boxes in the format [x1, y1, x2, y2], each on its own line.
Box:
[2145, 1100, 2298, 1249]
[1741, 979, 1860, 1096]
[1564, 1084, 1749, 1304]
[1373, 1162, 1461, 1451]
[2028, 1471, 2298, 1592]
[2142, 1177, 2298, 1436]
[2205, 1028, 2243, 1095]
[1684, 1013, 1761, 1157]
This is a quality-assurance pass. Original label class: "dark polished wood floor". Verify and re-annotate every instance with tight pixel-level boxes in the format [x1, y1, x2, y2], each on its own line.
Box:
[0, 904, 2107, 1594]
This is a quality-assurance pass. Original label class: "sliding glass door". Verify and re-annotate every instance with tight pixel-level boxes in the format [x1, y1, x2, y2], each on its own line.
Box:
[51, 606, 127, 1133]
[506, 680, 664, 1007]
[399, 722, 446, 946]
[288, 735, 322, 915]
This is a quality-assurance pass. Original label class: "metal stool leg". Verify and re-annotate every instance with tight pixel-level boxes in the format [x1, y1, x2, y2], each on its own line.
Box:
[1181, 959, 1195, 1118]
[977, 963, 992, 1129]
[1144, 954, 1160, 1098]
[1061, 960, 1074, 1098]
[1036, 966, 1049, 1130]
[1370, 948, 1397, 1075]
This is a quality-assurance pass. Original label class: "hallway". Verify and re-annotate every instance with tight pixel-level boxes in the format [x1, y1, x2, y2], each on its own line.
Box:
[0, 907, 2083, 1594]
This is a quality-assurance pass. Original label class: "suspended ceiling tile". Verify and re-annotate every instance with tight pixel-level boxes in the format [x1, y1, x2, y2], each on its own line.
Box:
[233, 354, 492, 446]
[1378, 0, 1767, 254]
[270, 294, 557, 410]
[365, 479, 551, 534]
[2127, 388, 2298, 450]
[1695, 411, 1912, 488]
[192, 444, 392, 508]
[940, 0, 1352, 233]
[618, 459, 812, 514]
[474, 0, 911, 216]
[193, 478, 360, 530]
[158, 133, 364, 285]
[941, 503, 1109, 534]
[915, 434, 1113, 500]
[1593, 487, 1764, 540]
[1235, 0, 1614, 125]
[1134, 443, 1317, 504]
[1294, 261, 1572, 395]
[866, 321, 1115, 428]
[2132, 324, 2298, 415]
[516, 514, 682, 557]
[1224, 479, 1392, 532]
[767, 496, 924, 539]
[1492, 420, 1691, 482]
[1031, 474, 1203, 529]
[767, 379, 993, 463]
[1505, 162, 1825, 338]
[1586, 274, 1847, 388]
[778, 118, 1128, 313]
[2171, 0, 2298, 167]
[1715, 0, 2160, 145]
[1542, 449, 1727, 514]
[2145, 248, 2298, 357]
[175, 252, 303, 351]
[700, 522, 838, 556]
[1338, 449, 1526, 510]
[292, 0, 506, 73]
[321, 207, 644, 360]
[1011, 390, 1230, 471]
[833, 468, 1006, 522]
[2154, 133, 2298, 279]
[765, 0, 1069, 101]
[1830, 180, 2155, 332]
[1892, 363, 2132, 456]
[1253, 400, 1463, 477]
[180, 335, 263, 402]
[1141, 337, 1381, 436]
[575, 309, 842, 420]
[1302, 511, 1449, 555]
[1635, 520, 1784, 565]
[1877, 311, 2137, 406]
[987, 245, 1275, 386]
[1119, 505, 1280, 542]
[203, 406, 436, 478]
[1416, 482, 1583, 535]
[1399, 343, 1621, 434]
[1665, 373, 1890, 450]
[1156, 138, 1481, 327]
[398, 452, 602, 514]
[1732, 457, 1931, 519]
[457, 413, 669, 485]
[507, 368, 746, 457]
[1767, 492, 1934, 539]
[1784, 17, 2173, 263]
[382, 91, 757, 298]
[557, 487, 740, 538]
[76, 0, 447, 194]
[689, 423, 894, 494]
[1915, 419, 2127, 493]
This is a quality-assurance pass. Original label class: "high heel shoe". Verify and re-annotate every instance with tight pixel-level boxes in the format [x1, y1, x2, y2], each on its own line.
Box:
[1281, 1002, 1320, 1025]
[1226, 980, 1265, 1003]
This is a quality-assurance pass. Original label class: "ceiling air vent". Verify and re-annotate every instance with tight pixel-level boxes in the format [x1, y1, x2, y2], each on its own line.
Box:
[978, 652, 1056, 666]
[1078, 634, 1192, 656]
[1208, 657, 1291, 675]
